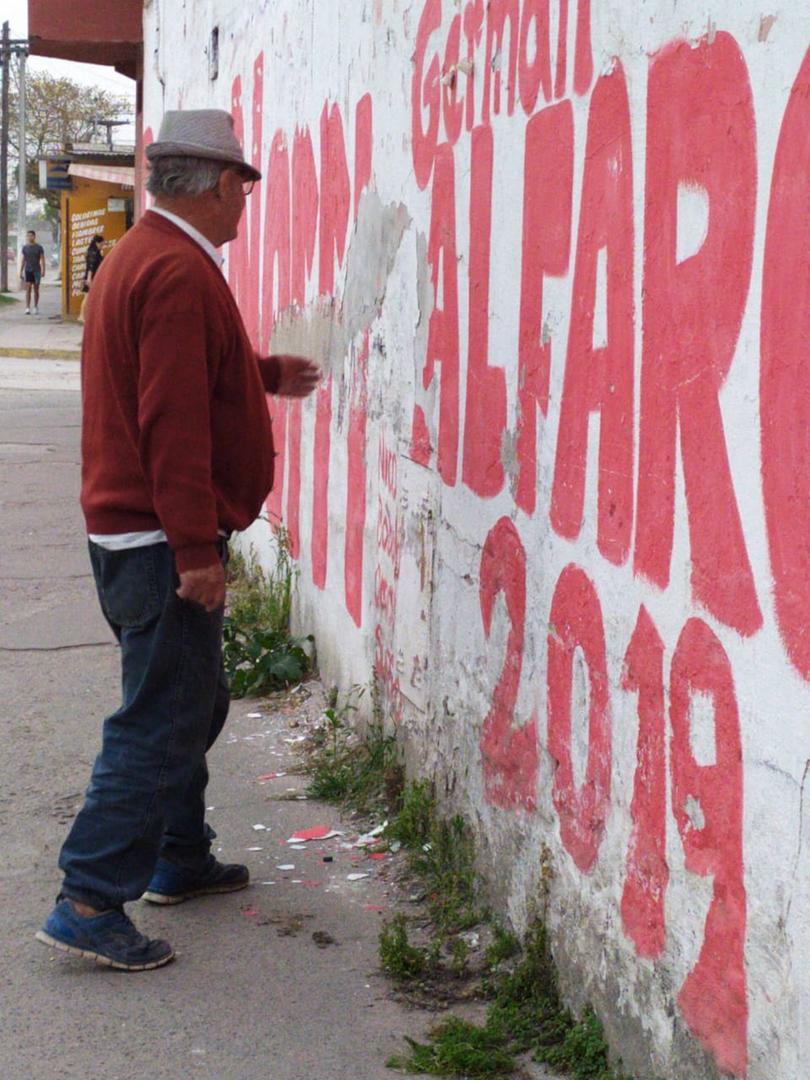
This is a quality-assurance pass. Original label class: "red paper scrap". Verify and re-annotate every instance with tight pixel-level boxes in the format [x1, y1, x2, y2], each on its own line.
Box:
[289, 825, 336, 843]
[255, 772, 285, 782]
[240, 906, 260, 918]
[364, 905, 385, 912]
[369, 853, 387, 861]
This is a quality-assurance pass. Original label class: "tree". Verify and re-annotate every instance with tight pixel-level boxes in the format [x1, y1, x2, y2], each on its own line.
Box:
[7, 63, 133, 236]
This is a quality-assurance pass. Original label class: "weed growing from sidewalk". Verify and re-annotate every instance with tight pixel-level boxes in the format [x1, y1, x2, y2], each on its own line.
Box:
[224, 533, 313, 698]
[388, 920, 633, 1078]
[384, 795, 633, 1080]
[305, 685, 403, 814]
[387, 781, 484, 934]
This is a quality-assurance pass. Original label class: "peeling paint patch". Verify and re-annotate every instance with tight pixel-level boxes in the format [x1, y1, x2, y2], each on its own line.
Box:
[269, 190, 410, 376]
[758, 14, 777, 43]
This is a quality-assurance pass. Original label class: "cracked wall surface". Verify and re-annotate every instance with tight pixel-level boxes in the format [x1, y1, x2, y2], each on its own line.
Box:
[143, 2, 810, 1076]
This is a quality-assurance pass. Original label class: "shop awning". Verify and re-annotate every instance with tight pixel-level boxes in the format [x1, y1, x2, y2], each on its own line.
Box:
[68, 163, 135, 189]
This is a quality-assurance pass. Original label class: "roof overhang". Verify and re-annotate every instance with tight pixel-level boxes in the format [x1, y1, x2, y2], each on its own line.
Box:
[27, 0, 142, 80]
[68, 163, 135, 188]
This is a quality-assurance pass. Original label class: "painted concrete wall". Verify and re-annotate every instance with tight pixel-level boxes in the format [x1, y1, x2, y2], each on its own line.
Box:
[142, 3, 810, 1076]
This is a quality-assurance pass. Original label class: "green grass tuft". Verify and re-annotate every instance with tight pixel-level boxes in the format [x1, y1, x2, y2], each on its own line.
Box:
[223, 532, 313, 698]
[305, 686, 403, 815]
[387, 1018, 515, 1077]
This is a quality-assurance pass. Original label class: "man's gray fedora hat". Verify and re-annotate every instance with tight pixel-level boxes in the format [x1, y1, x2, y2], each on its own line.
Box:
[146, 109, 262, 181]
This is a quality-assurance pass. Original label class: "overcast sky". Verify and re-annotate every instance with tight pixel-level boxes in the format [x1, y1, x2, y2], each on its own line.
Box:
[4, 0, 137, 110]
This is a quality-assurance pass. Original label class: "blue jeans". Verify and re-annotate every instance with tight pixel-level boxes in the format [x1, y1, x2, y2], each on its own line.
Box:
[59, 540, 229, 911]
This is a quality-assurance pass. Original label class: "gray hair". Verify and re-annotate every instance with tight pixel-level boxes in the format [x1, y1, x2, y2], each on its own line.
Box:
[146, 155, 227, 197]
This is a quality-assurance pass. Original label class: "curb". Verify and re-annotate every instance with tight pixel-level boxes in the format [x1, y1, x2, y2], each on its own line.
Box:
[0, 347, 81, 360]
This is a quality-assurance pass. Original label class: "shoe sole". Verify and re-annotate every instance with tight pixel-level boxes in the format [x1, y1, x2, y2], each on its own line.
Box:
[142, 879, 250, 905]
[35, 930, 175, 971]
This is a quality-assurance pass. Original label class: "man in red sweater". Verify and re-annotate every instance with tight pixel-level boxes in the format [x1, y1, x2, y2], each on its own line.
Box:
[36, 111, 319, 970]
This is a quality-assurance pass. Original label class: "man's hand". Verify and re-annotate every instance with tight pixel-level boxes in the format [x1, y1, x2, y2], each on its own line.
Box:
[176, 561, 226, 612]
[274, 355, 321, 398]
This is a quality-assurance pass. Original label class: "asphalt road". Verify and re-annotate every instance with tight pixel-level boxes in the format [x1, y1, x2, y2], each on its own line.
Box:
[0, 371, 422, 1080]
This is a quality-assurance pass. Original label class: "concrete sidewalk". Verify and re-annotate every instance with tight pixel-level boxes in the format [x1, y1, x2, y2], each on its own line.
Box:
[0, 366, 424, 1080]
[0, 281, 82, 358]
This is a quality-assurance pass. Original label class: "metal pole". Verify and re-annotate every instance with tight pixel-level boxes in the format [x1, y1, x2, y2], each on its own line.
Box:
[17, 49, 26, 281]
[1, 21, 9, 293]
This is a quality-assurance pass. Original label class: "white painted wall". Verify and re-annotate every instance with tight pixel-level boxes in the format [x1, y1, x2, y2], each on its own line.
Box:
[143, 3, 810, 1075]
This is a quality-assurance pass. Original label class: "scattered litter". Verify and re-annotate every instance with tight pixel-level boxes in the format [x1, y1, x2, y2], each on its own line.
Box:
[390, 840, 402, 853]
[287, 826, 342, 844]
[369, 852, 386, 861]
[246, 712, 263, 719]
[296, 795, 308, 801]
[422, 843, 432, 852]
[255, 772, 286, 782]
[253, 824, 269, 831]
[290, 844, 307, 851]
[292, 879, 302, 884]
[312, 931, 336, 948]
[323, 856, 334, 863]
[206, 805, 215, 811]
[246, 846, 263, 852]
[364, 905, 385, 912]
[259, 881, 277, 886]
[277, 864, 295, 871]
[355, 823, 388, 848]
[347, 873, 369, 882]
[240, 906, 260, 918]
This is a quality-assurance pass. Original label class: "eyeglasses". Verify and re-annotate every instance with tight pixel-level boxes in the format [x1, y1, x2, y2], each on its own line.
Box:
[242, 178, 256, 196]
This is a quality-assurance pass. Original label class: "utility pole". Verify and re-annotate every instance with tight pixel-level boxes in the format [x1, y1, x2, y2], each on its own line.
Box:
[17, 47, 27, 281]
[1, 21, 9, 293]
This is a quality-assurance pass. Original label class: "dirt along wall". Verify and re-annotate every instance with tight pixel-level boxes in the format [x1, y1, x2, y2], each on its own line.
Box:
[143, 2, 810, 1076]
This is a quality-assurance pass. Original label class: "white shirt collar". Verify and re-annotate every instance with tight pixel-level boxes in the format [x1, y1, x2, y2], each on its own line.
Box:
[150, 207, 224, 268]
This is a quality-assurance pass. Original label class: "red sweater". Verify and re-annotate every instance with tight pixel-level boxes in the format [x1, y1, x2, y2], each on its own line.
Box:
[80, 211, 278, 572]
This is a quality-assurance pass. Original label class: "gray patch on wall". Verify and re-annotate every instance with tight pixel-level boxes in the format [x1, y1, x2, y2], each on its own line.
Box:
[268, 189, 411, 377]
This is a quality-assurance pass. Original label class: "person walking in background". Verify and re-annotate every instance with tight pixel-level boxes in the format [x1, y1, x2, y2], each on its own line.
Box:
[19, 230, 45, 315]
[35, 109, 320, 972]
[84, 234, 105, 288]
[78, 235, 105, 324]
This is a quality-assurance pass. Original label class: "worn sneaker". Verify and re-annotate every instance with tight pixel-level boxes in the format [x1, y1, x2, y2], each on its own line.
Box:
[35, 898, 174, 971]
[143, 855, 250, 905]
[24, 307, 30, 315]
[33, 305, 38, 314]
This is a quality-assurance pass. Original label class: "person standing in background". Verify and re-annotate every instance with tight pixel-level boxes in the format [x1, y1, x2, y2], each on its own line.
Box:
[19, 230, 45, 315]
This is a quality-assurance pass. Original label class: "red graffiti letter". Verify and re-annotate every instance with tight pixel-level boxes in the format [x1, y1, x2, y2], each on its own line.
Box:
[412, 0, 442, 189]
[417, 143, 460, 484]
[462, 125, 506, 498]
[547, 565, 611, 872]
[761, 48, 810, 684]
[228, 59, 263, 345]
[482, 0, 519, 124]
[479, 518, 538, 811]
[518, 0, 551, 113]
[261, 130, 291, 348]
[621, 607, 668, 959]
[516, 100, 573, 516]
[319, 103, 350, 296]
[636, 33, 761, 636]
[442, 15, 464, 146]
[551, 64, 634, 564]
[670, 619, 747, 1077]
